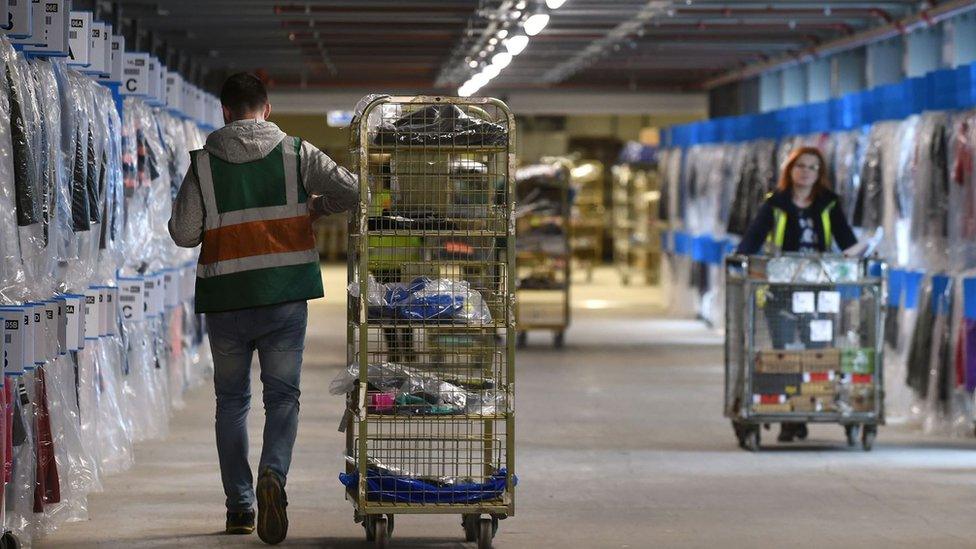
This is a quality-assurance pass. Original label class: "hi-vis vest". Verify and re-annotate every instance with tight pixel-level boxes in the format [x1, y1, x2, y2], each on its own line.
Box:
[765, 193, 837, 254]
[191, 136, 323, 313]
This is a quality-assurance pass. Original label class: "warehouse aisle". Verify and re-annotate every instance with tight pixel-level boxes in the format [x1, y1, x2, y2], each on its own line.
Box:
[40, 267, 976, 548]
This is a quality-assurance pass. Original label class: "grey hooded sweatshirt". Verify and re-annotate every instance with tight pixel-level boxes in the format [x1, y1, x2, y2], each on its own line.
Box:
[168, 119, 359, 247]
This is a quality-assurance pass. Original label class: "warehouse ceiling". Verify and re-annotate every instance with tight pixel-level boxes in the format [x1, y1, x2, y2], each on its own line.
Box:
[103, 0, 930, 93]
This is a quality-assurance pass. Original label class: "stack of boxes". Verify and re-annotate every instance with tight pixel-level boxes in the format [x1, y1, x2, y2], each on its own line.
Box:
[751, 348, 876, 414]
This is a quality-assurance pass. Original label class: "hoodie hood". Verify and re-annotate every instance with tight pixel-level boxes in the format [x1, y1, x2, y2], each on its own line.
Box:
[204, 119, 287, 163]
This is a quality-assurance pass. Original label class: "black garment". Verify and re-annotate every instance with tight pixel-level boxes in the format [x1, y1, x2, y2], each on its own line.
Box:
[374, 105, 507, 147]
[7, 65, 40, 227]
[853, 127, 886, 231]
[906, 287, 934, 398]
[795, 207, 820, 253]
[735, 189, 858, 255]
[726, 141, 777, 236]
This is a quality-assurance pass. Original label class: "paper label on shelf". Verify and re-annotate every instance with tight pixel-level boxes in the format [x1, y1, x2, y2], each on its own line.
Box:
[25, 1, 69, 55]
[25, 0, 46, 47]
[106, 34, 123, 83]
[105, 287, 118, 336]
[809, 319, 833, 343]
[32, 303, 44, 365]
[164, 270, 179, 308]
[817, 291, 841, 314]
[165, 71, 182, 111]
[43, 301, 56, 359]
[119, 278, 145, 322]
[144, 275, 164, 317]
[84, 288, 100, 340]
[63, 295, 82, 351]
[85, 21, 106, 74]
[4, 0, 33, 40]
[146, 56, 160, 103]
[791, 291, 815, 314]
[0, 308, 26, 376]
[122, 52, 149, 96]
[54, 297, 66, 355]
[66, 11, 91, 67]
[100, 22, 111, 74]
[22, 307, 34, 370]
[98, 287, 110, 336]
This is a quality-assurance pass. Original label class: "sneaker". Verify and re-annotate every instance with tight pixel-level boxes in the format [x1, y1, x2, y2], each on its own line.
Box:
[225, 509, 255, 535]
[257, 469, 289, 545]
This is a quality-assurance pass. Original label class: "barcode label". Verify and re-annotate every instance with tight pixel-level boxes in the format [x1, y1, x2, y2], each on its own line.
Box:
[4, 334, 11, 344]
[69, 30, 77, 39]
[124, 68, 139, 75]
[120, 294, 135, 302]
[45, 16, 52, 24]
[10, 0, 18, 6]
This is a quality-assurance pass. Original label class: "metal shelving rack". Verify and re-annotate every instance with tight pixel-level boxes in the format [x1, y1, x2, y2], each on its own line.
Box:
[569, 161, 606, 283]
[514, 161, 571, 348]
[344, 95, 516, 549]
[612, 163, 662, 286]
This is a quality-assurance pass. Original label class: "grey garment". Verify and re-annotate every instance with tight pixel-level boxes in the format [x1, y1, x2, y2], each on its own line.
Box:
[168, 119, 360, 248]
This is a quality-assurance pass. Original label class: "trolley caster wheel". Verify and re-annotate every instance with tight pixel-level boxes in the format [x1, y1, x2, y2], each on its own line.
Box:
[862, 426, 877, 452]
[796, 424, 808, 441]
[743, 428, 761, 452]
[477, 517, 497, 549]
[732, 421, 748, 448]
[373, 516, 389, 549]
[622, 275, 631, 286]
[462, 514, 479, 542]
[516, 332, 527, 349]
[845, 424, 861, 447]
[553, 331, 565, 349]
[1, 532, 19, 549]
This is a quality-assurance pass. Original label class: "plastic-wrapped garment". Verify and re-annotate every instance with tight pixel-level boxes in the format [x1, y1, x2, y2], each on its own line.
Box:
[94, 86, 125, 285]
[340, 468, 513, 504]
[726, 140, 777, 236]
[141, 107, 175, 271]
[30, 60, 72, 274]
[75, 346, 104, 486]
[905, 113, 950, 272]
[829, 129, 867, 223]
[33, 366, 61, 514]
[0, 44, 24, 303]
[120, 98, 152, 269]
[37, 353, 96, 532]
[1, 39, 45, 304]
[58, 71, 101, 292]
[92, 337, 134, 475]
[330, 362, 506, 417]
[121, 318, 170, 442]
[922, 281, 953, 434]
[911, 113, 950, 241]
[853, 125, 887, 232]
[5, 376, 38, 544]
[906, 283, 934, 399]
[374, 104, 507, 147]
[354, 277, 493, 324]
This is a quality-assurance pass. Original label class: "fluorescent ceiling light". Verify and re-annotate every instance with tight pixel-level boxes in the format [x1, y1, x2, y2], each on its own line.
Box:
[492, 52, 513, 69]
[523, 13, 549, 36]
[497, 29, 509, 39]
[546, 0, 567, 8]
[482, 64, 501, 79]
[505, 34, 529, 55]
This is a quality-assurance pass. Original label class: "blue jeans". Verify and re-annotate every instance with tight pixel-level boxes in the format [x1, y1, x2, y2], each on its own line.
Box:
[206, 300, 308, 512]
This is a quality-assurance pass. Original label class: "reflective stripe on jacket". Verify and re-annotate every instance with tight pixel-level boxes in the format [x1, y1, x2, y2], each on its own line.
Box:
[192, 136, 323, 313]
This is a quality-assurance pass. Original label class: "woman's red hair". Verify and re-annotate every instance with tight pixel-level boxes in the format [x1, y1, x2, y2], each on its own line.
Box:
[777, 146, 830, 199]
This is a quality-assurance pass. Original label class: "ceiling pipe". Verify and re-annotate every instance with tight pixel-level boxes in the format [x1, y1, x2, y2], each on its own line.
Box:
[702, 0, 976, 89]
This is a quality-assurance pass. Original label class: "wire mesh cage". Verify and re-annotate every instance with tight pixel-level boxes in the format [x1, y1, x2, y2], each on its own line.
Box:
[724, 254, 886, 452]
[342, 95, 516, 546]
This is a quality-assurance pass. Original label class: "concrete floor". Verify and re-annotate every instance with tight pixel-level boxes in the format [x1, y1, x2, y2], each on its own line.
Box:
[40, 266, 976, 548]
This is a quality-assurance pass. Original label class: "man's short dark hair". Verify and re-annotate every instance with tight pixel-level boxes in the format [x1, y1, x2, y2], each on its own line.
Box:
[220, 72, 269, 117]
